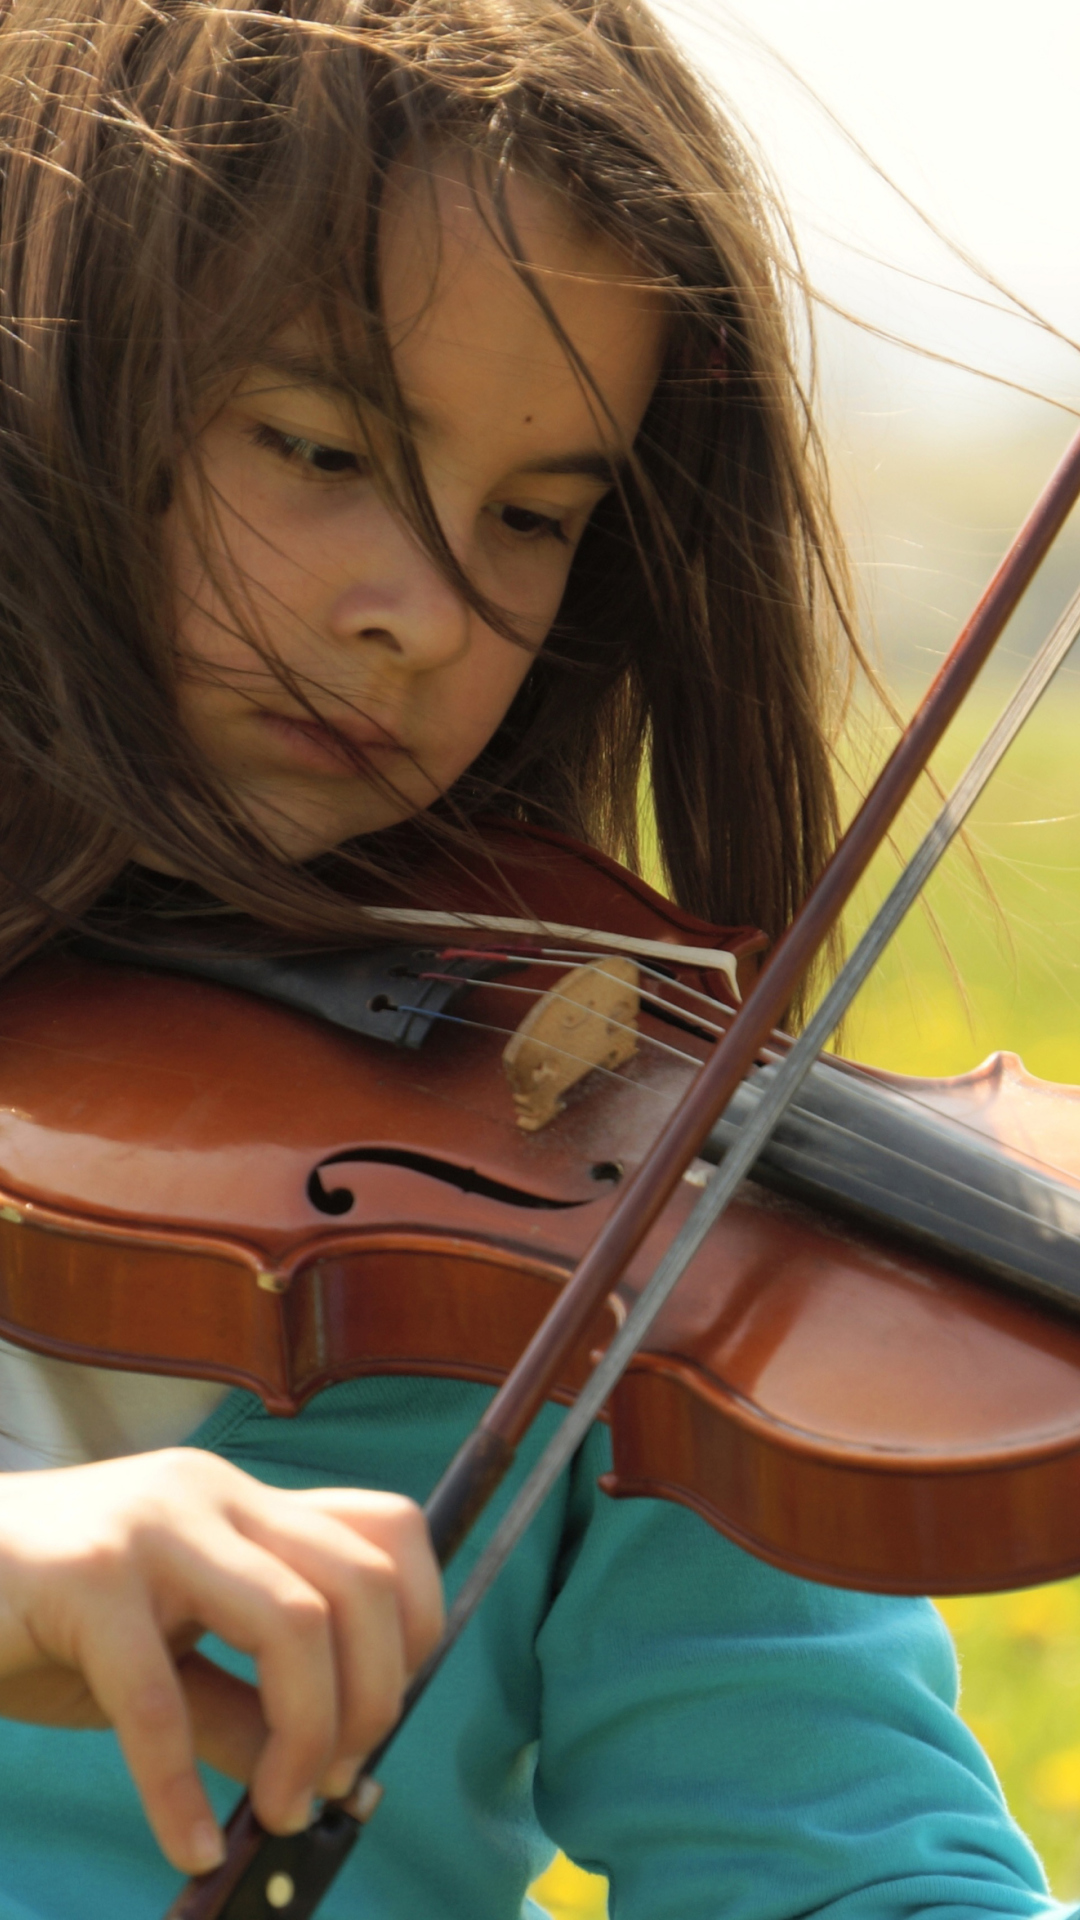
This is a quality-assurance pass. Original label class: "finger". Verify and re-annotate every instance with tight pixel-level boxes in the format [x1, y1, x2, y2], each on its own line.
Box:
[294, 1490, 445, 1672]
[149, 1518, 343, 1833]
[0, 1666, 110, 1729]
[73, 1589, 225, 1876]
[179, 1650, 268, 1783]
[231, 1499, 409, 1787]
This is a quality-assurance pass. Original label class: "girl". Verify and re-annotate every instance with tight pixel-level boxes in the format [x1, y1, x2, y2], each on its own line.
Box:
[0, 0, 1066, 1914]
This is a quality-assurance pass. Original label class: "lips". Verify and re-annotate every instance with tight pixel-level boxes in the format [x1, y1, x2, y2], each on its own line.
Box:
[255, 706, 405, 774]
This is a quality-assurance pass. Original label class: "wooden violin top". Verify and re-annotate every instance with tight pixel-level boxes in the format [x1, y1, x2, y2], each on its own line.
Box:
[0, 821, 1079, 1594]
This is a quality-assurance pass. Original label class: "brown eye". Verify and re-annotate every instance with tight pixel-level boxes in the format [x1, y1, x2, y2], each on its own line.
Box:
[251, 424, 364, 476]
[306, 445, 359, 474]
[494, 504, 568, 543]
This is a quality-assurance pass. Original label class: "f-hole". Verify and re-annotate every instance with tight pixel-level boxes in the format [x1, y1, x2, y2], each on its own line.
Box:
[306, 1147, 594, 1216]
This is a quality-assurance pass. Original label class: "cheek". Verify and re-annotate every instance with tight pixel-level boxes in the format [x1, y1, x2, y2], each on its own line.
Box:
[161, 496, 232, 659]
[494, 547, 577, 642]
[160, 502, 197, 611]
[163, 500, 293, 673]
[480, 629, 537, 716]
[437, 634, 534, 766]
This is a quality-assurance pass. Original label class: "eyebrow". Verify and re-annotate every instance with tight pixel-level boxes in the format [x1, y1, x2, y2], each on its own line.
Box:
[515, 451, 625, 485]
[246, 355, 357, 398]
[247, 359, 627, 485]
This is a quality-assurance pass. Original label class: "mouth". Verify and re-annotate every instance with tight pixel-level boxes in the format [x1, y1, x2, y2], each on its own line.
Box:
[255, 707, 405, 775]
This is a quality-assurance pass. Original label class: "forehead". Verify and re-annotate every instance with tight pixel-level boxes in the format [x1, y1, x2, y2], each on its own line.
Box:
[374, 155, 668, 453]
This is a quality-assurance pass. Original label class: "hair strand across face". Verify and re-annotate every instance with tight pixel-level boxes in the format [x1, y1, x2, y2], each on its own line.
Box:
[0, 0, 859, 1019]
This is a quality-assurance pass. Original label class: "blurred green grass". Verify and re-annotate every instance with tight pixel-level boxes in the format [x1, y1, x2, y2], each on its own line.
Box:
[531, 678, 1080, 1916]
[838, 676, 1080, 1085]
[937, 1583, 1080, 1900]
[847, 678, 1080, 1902]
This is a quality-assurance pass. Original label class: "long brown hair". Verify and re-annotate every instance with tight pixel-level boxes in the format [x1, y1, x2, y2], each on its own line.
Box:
[0, 0, 854, 993]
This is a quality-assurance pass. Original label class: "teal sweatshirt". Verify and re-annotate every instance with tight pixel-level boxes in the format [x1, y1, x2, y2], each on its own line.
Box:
[0, 1373, 1069, 1920]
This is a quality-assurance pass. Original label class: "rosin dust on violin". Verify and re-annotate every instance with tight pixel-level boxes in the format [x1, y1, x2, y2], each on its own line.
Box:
[0, 4, 1076, 1919]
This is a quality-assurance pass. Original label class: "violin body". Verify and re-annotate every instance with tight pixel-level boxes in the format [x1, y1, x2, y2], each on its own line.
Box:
[1, 822, 1079, 1596]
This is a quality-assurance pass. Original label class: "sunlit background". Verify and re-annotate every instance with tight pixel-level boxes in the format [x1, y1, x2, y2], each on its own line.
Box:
[661, 0, 1080, 1087]
[532, 4, 1080, 1914]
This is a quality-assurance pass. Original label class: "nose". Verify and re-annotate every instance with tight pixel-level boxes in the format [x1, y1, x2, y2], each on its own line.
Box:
[326, 495, 471, 672]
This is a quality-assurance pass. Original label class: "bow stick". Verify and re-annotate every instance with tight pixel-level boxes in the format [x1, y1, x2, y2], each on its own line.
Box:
[169, 423, 1080, 1920]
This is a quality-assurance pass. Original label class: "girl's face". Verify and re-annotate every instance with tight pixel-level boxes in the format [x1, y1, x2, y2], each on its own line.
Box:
[163, 159, 666, 862]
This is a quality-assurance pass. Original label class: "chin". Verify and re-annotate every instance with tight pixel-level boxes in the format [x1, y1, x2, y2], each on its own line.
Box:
[251, 797, 425, 862]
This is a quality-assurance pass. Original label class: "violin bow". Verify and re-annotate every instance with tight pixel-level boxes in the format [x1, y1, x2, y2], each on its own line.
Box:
[168, 424, 1080, 1920]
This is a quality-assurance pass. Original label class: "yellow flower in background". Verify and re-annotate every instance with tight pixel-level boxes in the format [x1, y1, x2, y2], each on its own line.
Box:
[1002, 1588, 1080, 1643]
[1034, 1748, 1080, 1813]
[530, 1856, 609, 1918]
[532, 686, 1080, 1912]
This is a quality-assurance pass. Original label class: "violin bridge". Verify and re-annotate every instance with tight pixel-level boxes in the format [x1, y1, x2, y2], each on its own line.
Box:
[502, 956, 640, 1132]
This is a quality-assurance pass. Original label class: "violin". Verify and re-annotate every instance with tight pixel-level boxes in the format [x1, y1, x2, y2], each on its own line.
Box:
[0, 423, 1077, 1920]
[0, 815, 1079, 1600]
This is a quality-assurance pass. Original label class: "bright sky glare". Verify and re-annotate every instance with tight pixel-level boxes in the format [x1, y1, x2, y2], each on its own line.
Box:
[651, 0, 1080, 426]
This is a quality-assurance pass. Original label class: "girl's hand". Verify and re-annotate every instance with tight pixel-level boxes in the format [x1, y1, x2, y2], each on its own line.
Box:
[0, 1449, 443, 1874]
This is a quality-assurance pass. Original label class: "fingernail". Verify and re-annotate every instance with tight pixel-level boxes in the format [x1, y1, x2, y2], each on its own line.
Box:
[323, 1757, 361, 1799]
[190, 1820, 226, 1873]
[283, 1794, 313, 1835]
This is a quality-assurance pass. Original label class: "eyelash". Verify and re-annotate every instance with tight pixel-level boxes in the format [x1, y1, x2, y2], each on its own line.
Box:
[490, 503, 570, 546]
[250, 422, 571, 545]
[250, 423, 364, 476]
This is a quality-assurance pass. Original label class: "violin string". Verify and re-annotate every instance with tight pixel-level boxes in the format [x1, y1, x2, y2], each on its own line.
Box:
[435, 919, 1055, 1181]
[390, 1003, 679, 1105]
[441, 943, 741, 1034]
[411, 995, 1006, 1194]
[410, 985, 1075, 1243]
[451, 948, 1079, 1183]
[408, 984, 960, 1195]
[335, 473, 1080, 1870]
[388, 572, 1080, 1725]
[429, 957, 1046, 1193]
[820, 1074, 1077, 1186]
[719, 1078, 1080, 1223]
[536, 948, 741, 1023]
[418, 969, 705, 1070]
[436, 945, 748, 1054]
